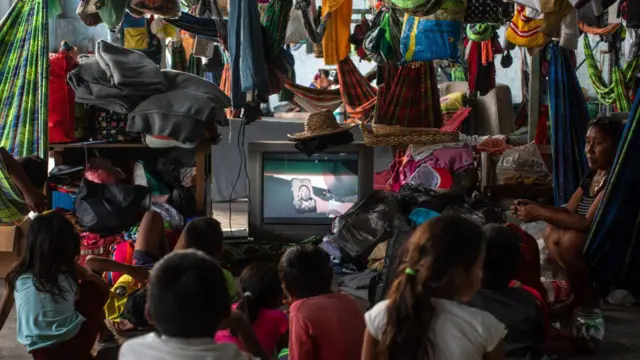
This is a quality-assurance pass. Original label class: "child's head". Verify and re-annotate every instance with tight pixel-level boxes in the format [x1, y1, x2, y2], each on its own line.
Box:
[146, 249, 230, 338]
[279, 244, 332, 301]
[481, 224, 521, 290]
[380, 215, 485, 359]
[6, 212, 80, 300]
[236, 262, 283, 323]
[121, 288, 150, 328]
[17, 155, 47, 190]
[182, 217, 224, 259]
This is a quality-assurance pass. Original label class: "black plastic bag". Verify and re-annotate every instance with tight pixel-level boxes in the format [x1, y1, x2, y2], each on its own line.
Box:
[75, 178, 151, 234]
[333, 191, 398, 257]
[396, 184, 465, 216]
[369, 217, 413, 305]
[441, 196, 505, 225]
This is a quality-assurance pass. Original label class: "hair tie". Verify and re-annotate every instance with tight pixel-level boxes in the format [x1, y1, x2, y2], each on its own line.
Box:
[243, 292, 253, 298]
[405, 268, 417, 276]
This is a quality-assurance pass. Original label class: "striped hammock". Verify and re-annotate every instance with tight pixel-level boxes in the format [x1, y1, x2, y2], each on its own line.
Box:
[337, 57, 377, 122]
[283, 80, 343, 113]
[548, 42, 589, 206]
[585, 88, 640, 293]
[0, 0, 49, 158]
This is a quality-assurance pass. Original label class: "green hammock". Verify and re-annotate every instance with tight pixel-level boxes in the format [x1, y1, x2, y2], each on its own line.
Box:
[583, 35, 640, 112]
[0, 0, 49, 158]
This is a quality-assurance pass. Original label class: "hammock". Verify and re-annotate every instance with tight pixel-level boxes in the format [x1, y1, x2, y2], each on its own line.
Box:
[0, 0, 49, 158]
[261, 0, 293, 61]
[0, 157, 27, 224]
[164, 12, 221, 41]
[337, 57, 377, 121]
[283, 80, 343, 113]
[375, 62, 442, 128]
[548, 42, 589, 206]
[583, 35, 640, 112]
[585, 88, 640, 293]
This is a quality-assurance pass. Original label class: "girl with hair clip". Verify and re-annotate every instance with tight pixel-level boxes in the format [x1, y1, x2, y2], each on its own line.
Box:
[361, 215, 506, 360]
[216, 262, 289, 356]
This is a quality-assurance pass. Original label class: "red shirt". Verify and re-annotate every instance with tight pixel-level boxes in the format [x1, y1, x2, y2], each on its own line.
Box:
[289, 293, 365, 360]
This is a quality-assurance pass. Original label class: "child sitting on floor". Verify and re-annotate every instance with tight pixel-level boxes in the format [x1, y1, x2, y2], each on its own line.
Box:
[118, 250, 269, 360]
[467, 224, 551, 360]
[216, 262, 289, 356]
[86, 215, 236, 332]
[0, 212, 110, 360]
[279, 244, 365, 360]
[362, 215, 505, 360]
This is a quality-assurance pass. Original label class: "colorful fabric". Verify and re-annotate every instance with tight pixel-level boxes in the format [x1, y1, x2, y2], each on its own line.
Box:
[322, 0, 353, 65]
[167, 40, 187, 71]
[505, 5, 549, 49]
[465, 0, 513, 23]
[585, 88, 640, 293]
[376, 62, 443, 128]
[91, 109, 134, 142]
[584, 34, 640, 112]
[261, 0, 293, 60]
[401, 0, 465, 63]
[548, 42, 589, 206]
[466, 38, 497, 96]
[284, 80, 343, 112]
[337, 57, 377, 121]
[0, 0, 49, 158]
[215, 304, 289, 355]
[0, 156, 27, 224]
[219, 63, 242, 118]
[123, 12, 150, 50]
[164, 12, 222, 41]
[391, 0, 444, 17]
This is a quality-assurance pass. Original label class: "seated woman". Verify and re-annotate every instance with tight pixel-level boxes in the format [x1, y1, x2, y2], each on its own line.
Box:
[512, 117, 624, 309]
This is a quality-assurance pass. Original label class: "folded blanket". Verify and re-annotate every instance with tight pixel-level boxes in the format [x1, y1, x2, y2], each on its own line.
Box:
[127, 89, 227, 143]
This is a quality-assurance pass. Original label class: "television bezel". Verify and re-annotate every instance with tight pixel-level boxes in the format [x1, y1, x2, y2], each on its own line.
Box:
[248, 141, 374, 242]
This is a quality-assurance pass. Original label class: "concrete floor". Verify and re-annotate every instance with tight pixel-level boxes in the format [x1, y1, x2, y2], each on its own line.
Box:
[2, 202, 640, 359]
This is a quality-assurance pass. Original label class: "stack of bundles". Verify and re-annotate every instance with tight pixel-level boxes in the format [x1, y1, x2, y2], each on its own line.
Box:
[67, 40, 230, 145]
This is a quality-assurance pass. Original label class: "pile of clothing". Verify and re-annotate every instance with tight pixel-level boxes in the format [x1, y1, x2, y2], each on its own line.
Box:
[67, 40, 230, 146]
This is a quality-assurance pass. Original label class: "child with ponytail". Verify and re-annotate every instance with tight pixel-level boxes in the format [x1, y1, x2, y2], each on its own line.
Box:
[215, 262, 289, 356]
[361, 215, 506, 360]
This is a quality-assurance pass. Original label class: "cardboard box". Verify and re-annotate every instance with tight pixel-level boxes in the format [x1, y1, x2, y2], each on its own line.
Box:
[0, 216, 32, 278]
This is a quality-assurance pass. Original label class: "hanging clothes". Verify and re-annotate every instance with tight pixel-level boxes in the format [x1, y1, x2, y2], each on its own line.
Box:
[283, 80, 343, 112]
[548, 42, 589, 206]
[585, 89, 640, 294]
[164, 12, 222, 41]
[167, 40, 188, 71]
[0, 156, 27, 224]
[0, 0, 49, 158]
[228, 0, 270, 108]
[322, 0, 354, 65]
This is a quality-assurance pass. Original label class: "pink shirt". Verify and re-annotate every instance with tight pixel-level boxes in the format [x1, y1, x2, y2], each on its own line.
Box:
[289, 293, 365, 360]
[215, 304, 288, 355]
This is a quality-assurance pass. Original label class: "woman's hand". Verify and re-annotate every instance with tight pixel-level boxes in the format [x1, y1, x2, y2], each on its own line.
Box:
[515, 204, 542, 223]
[511, 199, 535, 216]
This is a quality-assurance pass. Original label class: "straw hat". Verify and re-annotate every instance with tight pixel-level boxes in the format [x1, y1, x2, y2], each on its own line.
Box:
[288, 110, 356, 141]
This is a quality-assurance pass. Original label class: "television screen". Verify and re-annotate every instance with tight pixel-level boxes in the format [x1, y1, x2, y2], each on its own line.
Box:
[262, 152, 359, 224]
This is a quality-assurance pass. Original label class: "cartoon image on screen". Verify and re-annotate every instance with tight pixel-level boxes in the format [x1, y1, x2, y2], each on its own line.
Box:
[291, 179, 317, 213]
[262, 153, 358, 223]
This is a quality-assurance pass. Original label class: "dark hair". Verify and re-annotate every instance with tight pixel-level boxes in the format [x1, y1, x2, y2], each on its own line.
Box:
[121, 288, 150, 328]
[588, 116, 624, 148]
[182, 217, 224, 259]
[6, 212, 80, 302]
[481, 224, 521, 290]
[379, 215, 484, 360]
[236, 262, 283, 324]
[148, 250, 231, 338]
[318, 69, 330, 78]
[17, 156, 47, 190]
[279, 244, 332, 300]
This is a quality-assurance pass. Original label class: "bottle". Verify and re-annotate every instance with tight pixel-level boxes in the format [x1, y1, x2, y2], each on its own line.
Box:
[572, 307, 605, 355]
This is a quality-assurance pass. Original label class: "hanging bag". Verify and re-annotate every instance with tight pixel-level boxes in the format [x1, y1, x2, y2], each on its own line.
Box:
[76, 0, 103, 27]
[48, 51, 78, 144]
[400, 0, 466, 62]
[130, 0, 181, 17]
[96, 0, 127, 30]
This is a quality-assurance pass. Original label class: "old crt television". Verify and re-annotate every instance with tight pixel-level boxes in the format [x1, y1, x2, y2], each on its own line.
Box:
[248, 141, 373, 241]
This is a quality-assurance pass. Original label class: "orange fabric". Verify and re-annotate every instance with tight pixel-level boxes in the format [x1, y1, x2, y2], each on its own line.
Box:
[219, 64, 241, 118]
[578, 21, 621, 35]
[181, 30, 195, 57]
[322, 0, 353, 65]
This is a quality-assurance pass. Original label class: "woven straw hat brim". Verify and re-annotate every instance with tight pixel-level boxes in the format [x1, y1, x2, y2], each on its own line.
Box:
[288, 123, 357, 141]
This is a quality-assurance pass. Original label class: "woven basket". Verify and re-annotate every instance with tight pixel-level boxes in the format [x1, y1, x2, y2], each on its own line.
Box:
[361, 124, 459, 146]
